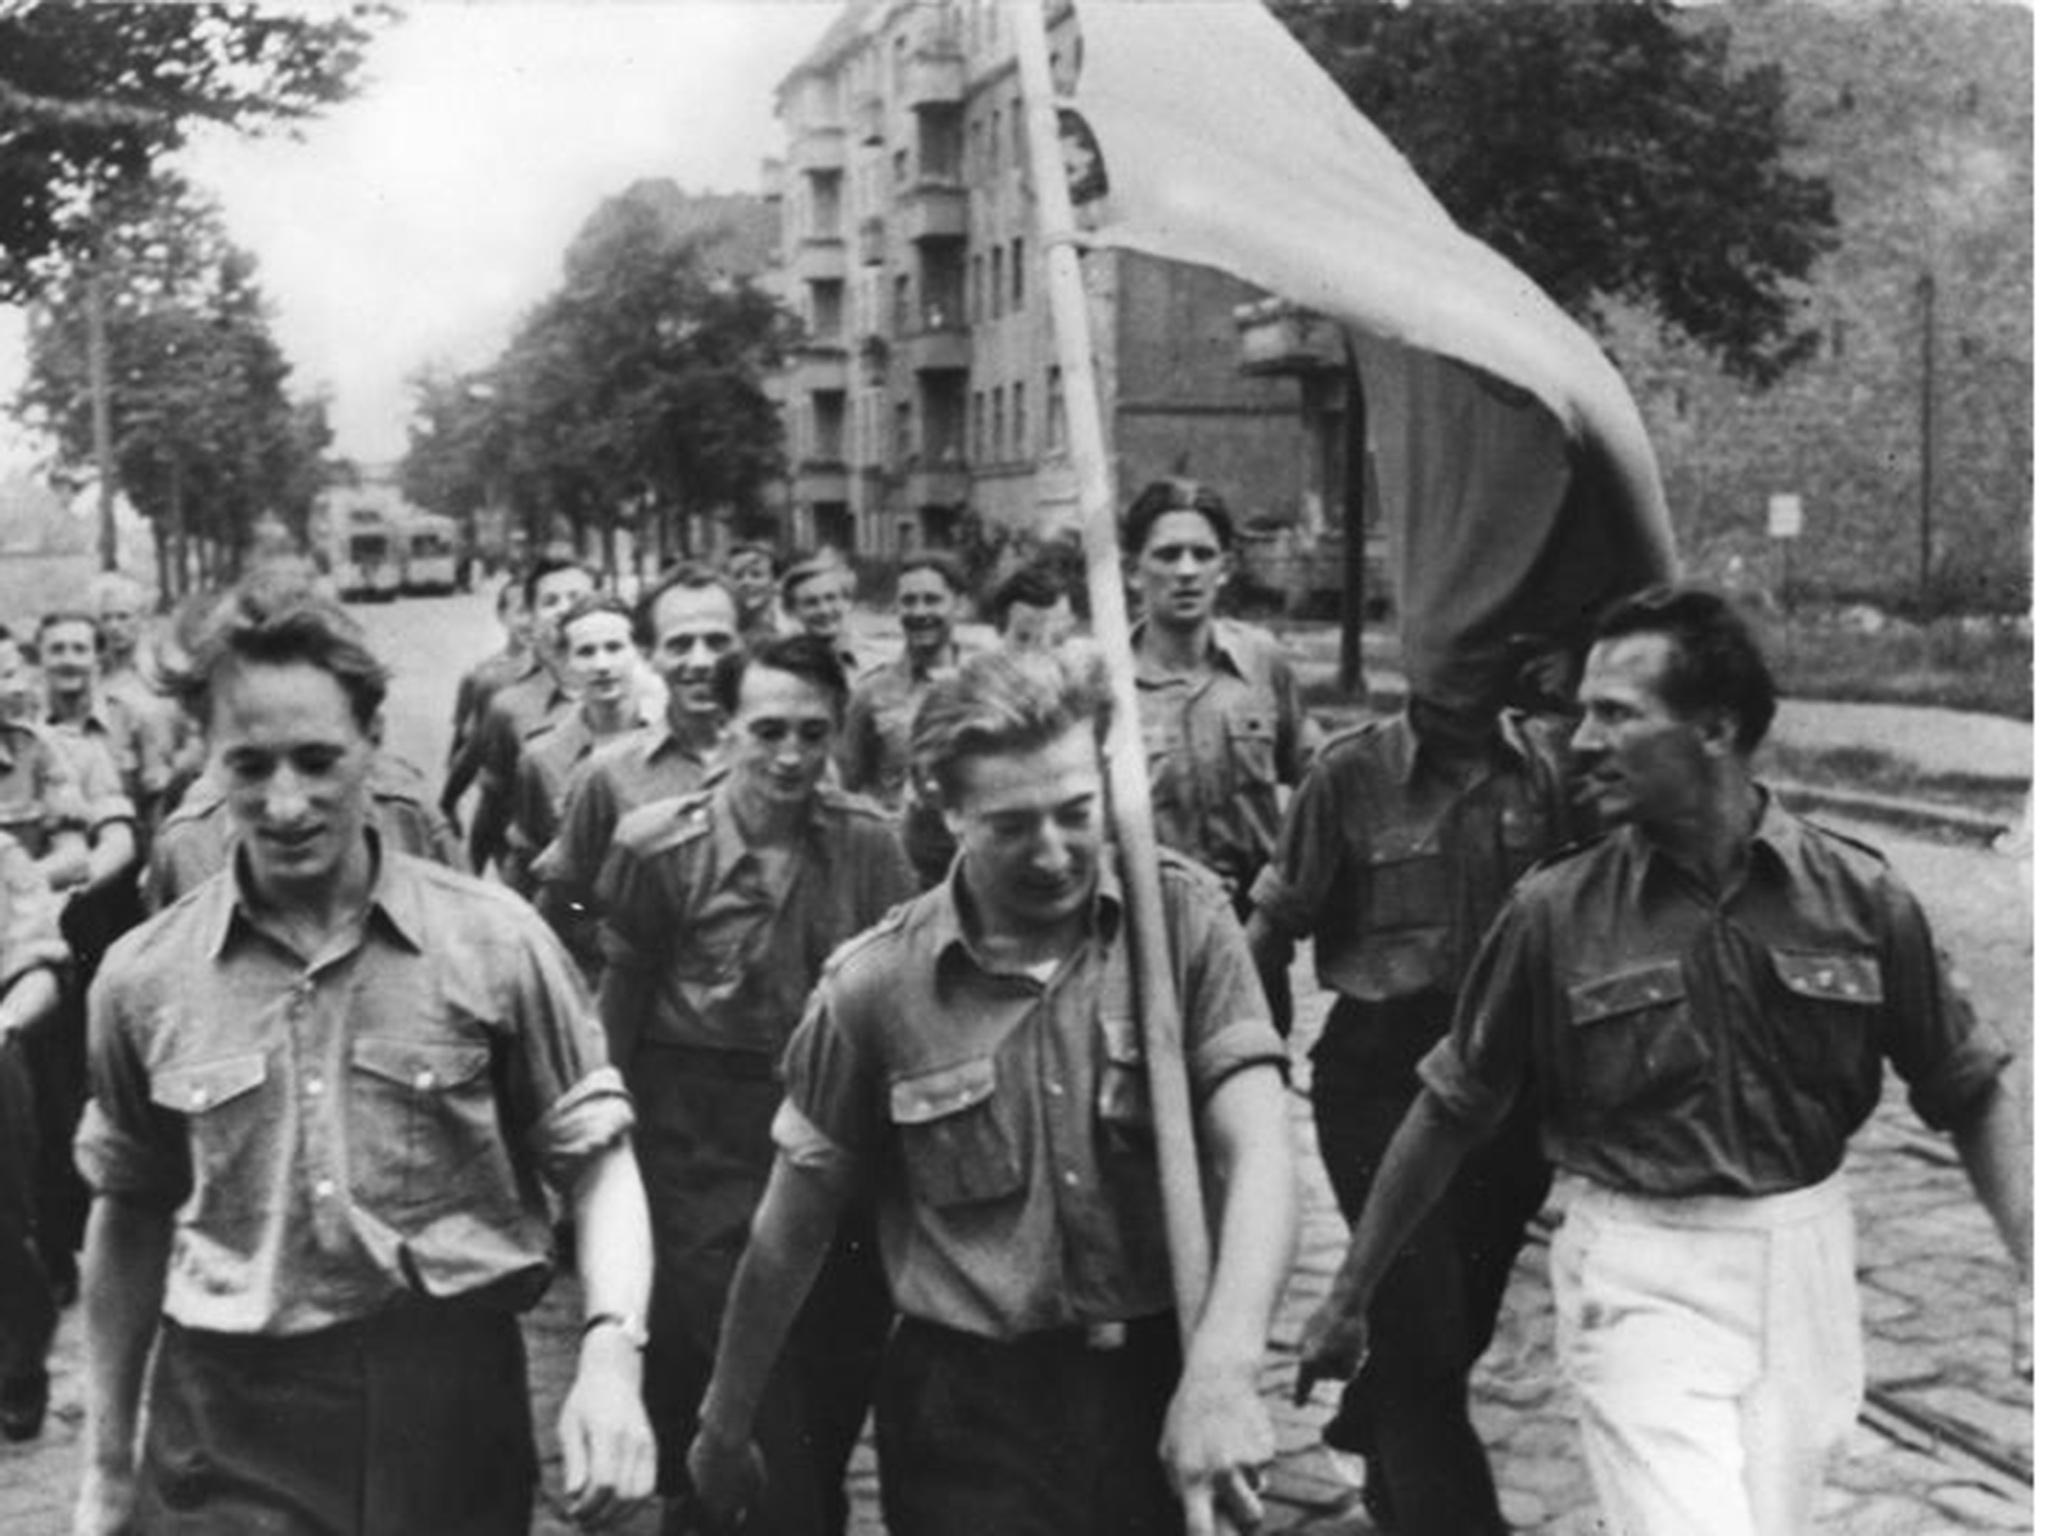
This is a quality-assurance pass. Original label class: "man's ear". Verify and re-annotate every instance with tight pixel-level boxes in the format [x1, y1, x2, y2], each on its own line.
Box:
[367, 709, 387, 750]
[1695, 706, 1739, 757]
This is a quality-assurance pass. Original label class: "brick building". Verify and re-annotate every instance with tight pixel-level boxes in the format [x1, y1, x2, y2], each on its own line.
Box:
[765, 0, 1306, 558]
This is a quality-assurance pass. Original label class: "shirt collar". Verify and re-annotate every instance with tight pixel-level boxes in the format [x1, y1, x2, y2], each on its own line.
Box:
[1613, 783, 1798, 895]
[211, 828, 424, 959]
[1394, 707, 1531, 785]
[931, 854, 1125, 979]
[706, 775, 836, 869]
[1129, 618, 1251, 683]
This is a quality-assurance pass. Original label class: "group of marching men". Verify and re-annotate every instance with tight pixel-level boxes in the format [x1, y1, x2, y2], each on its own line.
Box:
[3, 473, 2020, 1536]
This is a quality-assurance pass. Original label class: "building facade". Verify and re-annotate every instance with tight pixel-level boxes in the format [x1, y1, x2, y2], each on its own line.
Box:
[767, 0, 1306, 559]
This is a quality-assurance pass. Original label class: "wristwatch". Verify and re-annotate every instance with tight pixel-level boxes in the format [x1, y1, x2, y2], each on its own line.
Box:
[579, 1311, 649, 1350]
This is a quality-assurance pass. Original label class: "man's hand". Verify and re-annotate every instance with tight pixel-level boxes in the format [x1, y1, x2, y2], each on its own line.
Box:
[557, 1332, 656, 1529]
[72, 1461, 137, 1536]
[1292, 1298, 1368, 1407]
[1159, 1356, 1273, 1536]
[685, 1422, 765, 1530]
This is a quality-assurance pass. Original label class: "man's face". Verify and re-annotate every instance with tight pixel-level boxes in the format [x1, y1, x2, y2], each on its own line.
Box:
[0, 641, 39, 725]
[896, 568, 959, 659]
[649, 584, 739, 717]
[561, 610, 636, 708]
[1570, 633, 1716, 831]
[94, 588, 143, 662]
[787, 570, 850, 640]
[39, 619, 98, 695]
[946, 722, 1103, 940]
[1133, 511, 1225, 631]
[1002, 596, 1074, 653]
[532, 568, 596, 657]
[726, 553, 777, 618]
[728, 663, 839, 811]
[211, 660, 376, 906]
[499, 590, 533, 650]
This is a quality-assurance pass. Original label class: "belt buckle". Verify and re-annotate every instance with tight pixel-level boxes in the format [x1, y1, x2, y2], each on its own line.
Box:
[1084, 1320, 1127, 1352]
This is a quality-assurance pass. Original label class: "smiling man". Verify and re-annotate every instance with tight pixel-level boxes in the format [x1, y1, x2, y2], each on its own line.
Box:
[72, 582, 656, 1535]
[1296, 586, 2032, 1536]
[596, 634, 913, 1536]
[687, 645, 1298, 1536]
[840, 552, 971, 815]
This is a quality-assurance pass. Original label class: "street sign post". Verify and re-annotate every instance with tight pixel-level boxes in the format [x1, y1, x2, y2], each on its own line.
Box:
[1767, 492, 1802, 616]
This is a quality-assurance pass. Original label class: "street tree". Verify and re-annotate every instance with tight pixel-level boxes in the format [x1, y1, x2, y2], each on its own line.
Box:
[0, 0, 383, 300]
[18, 174, 331, 596]
[1273, 0, 1838, 385]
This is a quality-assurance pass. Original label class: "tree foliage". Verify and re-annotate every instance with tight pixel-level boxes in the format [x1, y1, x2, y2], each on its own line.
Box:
[401, 184, 792, 561]
[18, 174, 332, 594]
[1273, 0, 1838, 385]
[0, 0, 381, 300]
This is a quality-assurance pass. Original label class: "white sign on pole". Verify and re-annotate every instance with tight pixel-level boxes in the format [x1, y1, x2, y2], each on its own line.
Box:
[1767, 493, 1803, 540]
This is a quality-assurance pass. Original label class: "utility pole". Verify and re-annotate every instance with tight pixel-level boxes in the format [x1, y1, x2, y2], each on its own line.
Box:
[86, 266, 118, 572]
[1916, 269, 1936, 617]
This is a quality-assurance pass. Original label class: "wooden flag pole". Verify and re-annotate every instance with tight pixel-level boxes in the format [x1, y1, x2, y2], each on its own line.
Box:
[1010, 0, 1214, 1340]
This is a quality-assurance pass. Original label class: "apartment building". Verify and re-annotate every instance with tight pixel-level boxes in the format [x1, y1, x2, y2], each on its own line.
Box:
[767, 0, 1305, 558]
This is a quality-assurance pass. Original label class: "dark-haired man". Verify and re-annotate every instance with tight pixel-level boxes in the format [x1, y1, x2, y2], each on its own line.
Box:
[1297, 586, 2031, 1536]
[840, 553, 970, 816]
[1122, 480, 1313, 917]
[74, 581, 656, 1535]
[441, 576, 536, 823]
[724, 542, 783, 649]
[688, 645, 1297, 1536]
[989, 561, 1077, 654]
[597, 635, 914, 1535]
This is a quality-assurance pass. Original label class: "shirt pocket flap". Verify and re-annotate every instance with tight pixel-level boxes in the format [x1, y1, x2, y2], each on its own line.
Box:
[1227, 714, 1275, 741]
[1569, 960, 1686, 1026]
[889, 1058, 998, 1126]
[350, 1036, 492, 1093]
[150, 1051, 267, 1113]
[1768, 949, 1884, 1006]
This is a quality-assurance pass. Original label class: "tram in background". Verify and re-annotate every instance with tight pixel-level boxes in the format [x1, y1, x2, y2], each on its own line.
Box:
[395, 511, 460, 595]
[325, 504, 403, 600]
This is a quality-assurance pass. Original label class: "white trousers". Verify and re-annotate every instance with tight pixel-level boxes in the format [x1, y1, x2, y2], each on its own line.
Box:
[1550, 1172, 1863, 1536]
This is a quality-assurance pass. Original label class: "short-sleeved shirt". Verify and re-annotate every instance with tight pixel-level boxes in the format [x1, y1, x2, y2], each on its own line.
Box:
[1251, 710, 1574, 1002]
[47, 688, 171, 815]
[774, 854, 1287, 1339]
[43, 726, 135, 833]
[0, 720, 90, 859]
[1133, 618, 1309, 891]
[76, 843, 633, 1336]
[839, 646, 968, 813]
[1418, 791, 2012, 1199]
[449, 648, 537, 763]
[469, 667, 577, 804]
[596, 781, 915, 1058]
[532, 720, 724, 921]
[0, 832, 70, 992]
[145, 755, 462, 912]
[507, 704, 656, 880]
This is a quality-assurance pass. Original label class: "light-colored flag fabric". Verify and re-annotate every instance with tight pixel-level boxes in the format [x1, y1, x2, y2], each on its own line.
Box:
[1066, 0, 1677, 708]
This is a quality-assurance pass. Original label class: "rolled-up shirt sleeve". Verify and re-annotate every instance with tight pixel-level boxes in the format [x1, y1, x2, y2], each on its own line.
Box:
[1417, 897, 1543, 1136]
[75, 961, 190, 1209]
[1248, 759, 1344, 939]
[1175, 869, 1289, 1096]
[499, 906, 634, 1194]
[1875, 875, 2015, 1131]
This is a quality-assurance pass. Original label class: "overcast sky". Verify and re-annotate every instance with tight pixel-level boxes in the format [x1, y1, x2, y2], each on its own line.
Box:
[2, 1, 831, 471]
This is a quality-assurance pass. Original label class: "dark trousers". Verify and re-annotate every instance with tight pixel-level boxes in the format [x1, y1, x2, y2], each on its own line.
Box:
[138, 1303, 536, 1535]
[631, 1045, 891, 1536]
[875, 1313, 1183, 1536]
[1311, 993, 1551, 1536]
[0, 1035, 54, 1387]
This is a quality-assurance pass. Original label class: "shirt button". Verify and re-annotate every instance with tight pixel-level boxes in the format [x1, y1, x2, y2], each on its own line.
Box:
[1046, 1080, 1065, 1097]
[413, 1070, 436, 1091]
[313, 1178, 335, 1199]
[1061, 1169, 1081, 1188]
[305, 1076, 323, 1098]
[1817, 967, 1836, 987]
[189, 1087, 210, 1109]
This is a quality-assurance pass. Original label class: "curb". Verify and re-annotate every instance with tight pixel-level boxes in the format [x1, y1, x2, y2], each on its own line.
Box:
[1773, 782, 2014, 846]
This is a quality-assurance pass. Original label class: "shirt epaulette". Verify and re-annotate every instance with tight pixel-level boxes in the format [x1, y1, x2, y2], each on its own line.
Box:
[1520, 833, 1604, 880]
[1806, 818, 1890, 867]
[817, 898, 916, 981]
[620, 789, 717, 858]
[816, 783, 896, 824]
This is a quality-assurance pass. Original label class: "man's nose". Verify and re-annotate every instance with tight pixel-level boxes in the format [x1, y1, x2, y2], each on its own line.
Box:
[264, 767, 311, 821]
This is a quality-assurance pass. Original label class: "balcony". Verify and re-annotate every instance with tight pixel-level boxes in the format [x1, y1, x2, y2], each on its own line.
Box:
[901, 322, 970, 373]
[900, 183, 968, 241]
[905, 463, 970, 507]
[858, 334, 890, 387]
[1233, 298, 1346, 377]
[793, 238, 848, 281]
[789, 124, 847, 172]
[857, 215, 887, 266]
[794, 461, 851, 505]
[904, 53, 965, 106]
[790, 345, 850, 394]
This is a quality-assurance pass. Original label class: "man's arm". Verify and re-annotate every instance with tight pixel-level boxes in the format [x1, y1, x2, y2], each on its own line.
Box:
[1948, 1071, 2032, 1376]
[556, 1139, 657, 1527]
[0, 967, 59, 1039]
[81, 821, 138, 896]
[1240, 911, 1293, 1041]
[36, 827, 89, 894]
[74, 1195, 173, 1536]
[1160, 1062, 1298, 1535]
[688, 1151, 855, 1519]
[1294, 1091, 1490, 1400]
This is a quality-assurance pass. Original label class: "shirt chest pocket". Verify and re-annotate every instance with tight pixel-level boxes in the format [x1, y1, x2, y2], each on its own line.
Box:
[1223, 712, 1277, 784]
[347, 1034, 500, 1220]
[889, 1057, 1025, 1210]
[149, 1051, 270, 1222]
[1765, 948, 1884, 1086]
[1566, 959, 1710, 1114]
[1097, 1008, 1152, 1155]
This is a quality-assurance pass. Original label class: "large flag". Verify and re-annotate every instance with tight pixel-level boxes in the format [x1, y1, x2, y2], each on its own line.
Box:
[1063, 0, 1678, 710]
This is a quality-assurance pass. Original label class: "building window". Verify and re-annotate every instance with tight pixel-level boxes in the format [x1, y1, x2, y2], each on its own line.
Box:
[1011, 381, 1027, 458]
[1012, 93, 1025, 162]
[972, 390, 986, 462]
[1047, 367, 1066, 452]
[892, 147, 909, 187]
[991, 388, 1006, 463]
[810, 279, 845, 341]
[990, 103, 1003, 171]
[990, 245, 1006, 319]
[1010, 236, 1025, 308]
[895, 400, 916, 463]
[893, 273, 912, 336]
[970, 253, 984, 323]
